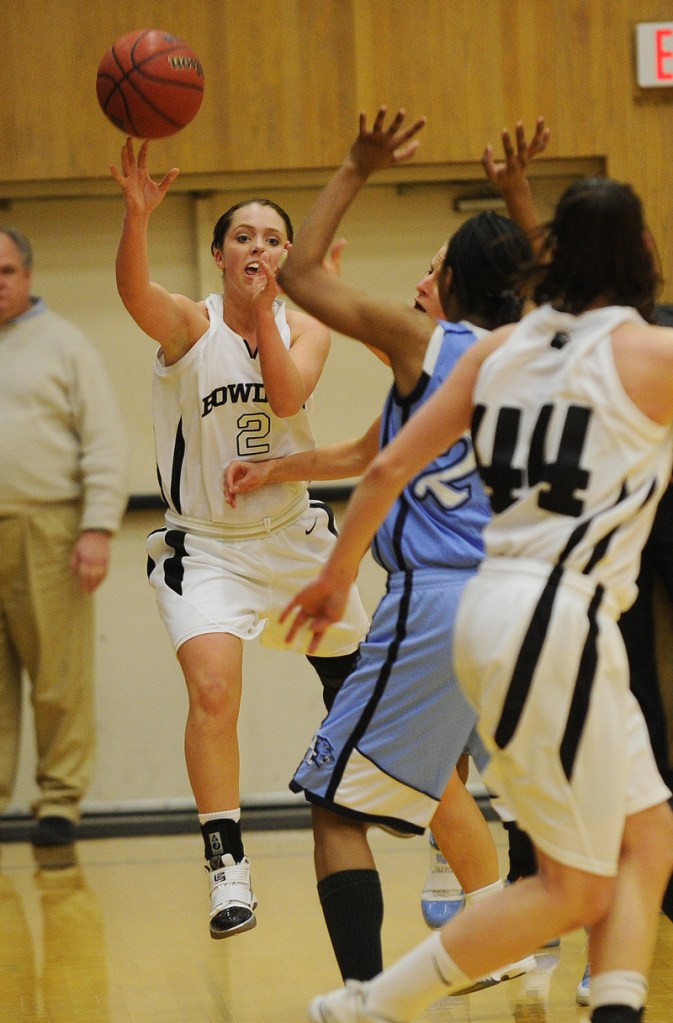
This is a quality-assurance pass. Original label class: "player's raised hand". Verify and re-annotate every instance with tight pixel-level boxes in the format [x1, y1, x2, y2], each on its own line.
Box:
[481, 117, 550, 194]
[110, 138, 180, 216]
[250, 255, 282, 309]
[347, 107, 427, 179]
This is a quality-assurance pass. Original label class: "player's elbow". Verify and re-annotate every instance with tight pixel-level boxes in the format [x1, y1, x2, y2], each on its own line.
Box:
[267, 394, 304, 419]
[278, 259, 313, 304]
[366, 448, 409, 502]
[277, 261, 297, 300]
[115, 271, 145, 313]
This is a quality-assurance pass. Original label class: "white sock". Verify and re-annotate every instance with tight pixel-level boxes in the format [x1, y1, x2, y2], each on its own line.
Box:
[464, 879, 504, 905]
[590, 970, 648, 1011]
[198, 808, 240, 824]
[365, 932, 471, 1022]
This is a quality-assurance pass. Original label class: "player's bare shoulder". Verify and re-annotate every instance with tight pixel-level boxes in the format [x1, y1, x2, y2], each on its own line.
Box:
[612, 320, 673, 425]
[476, 322, 517, 366]
[286, 306, 331, 352]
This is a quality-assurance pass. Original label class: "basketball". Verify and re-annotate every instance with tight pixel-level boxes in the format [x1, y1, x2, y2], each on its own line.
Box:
[96, 29, 205, 139]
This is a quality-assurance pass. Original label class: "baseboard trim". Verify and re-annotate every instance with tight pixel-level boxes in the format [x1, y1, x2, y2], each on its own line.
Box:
[1, 795, 496, 843]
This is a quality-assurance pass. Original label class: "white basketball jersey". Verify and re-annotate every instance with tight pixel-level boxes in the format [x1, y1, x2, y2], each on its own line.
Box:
[472, 303, 673, 612]
[152, 294, 316, 529]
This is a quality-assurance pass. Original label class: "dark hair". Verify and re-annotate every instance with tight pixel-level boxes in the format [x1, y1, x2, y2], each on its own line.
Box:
[439, 211, 533, 328]
[531, 177, 661, 318]
[210, 199, 294, 254]
[655, 303, 673, 327]
[0, 227, 33, 270]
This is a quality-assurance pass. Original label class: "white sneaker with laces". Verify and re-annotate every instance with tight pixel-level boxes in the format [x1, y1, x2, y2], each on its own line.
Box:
[206, 853, 257, 938]
[576, 962, 590, 1005]
[308, 980, 394, 1023]
[421, 831, 464, 929]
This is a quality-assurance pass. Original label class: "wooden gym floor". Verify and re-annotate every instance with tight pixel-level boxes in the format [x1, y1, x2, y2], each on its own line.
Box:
[1, 821, 672, 1023]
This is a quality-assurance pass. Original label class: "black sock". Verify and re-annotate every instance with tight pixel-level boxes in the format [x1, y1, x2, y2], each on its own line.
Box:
[200, 817, 244, 863]
[317, 869, 383, 981]
[504, 820, 537, 881]
[591, 1006, 644, 1023]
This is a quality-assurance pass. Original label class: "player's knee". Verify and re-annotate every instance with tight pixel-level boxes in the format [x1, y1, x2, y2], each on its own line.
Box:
[187, 670, 240, 722]
[623, 800, 673, 881]
[538, 861, 614, 930]
[312, 804, 366, 838]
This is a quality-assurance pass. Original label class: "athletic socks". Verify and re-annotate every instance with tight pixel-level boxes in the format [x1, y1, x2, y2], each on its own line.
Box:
[590, 970, 647, 1023]
[199, 810, 245, 863]
[464, 879, 504, 905]
[317, 869, 383, 981]
[365, 931, 470, 1021]
[591, 1008, 643, 1023]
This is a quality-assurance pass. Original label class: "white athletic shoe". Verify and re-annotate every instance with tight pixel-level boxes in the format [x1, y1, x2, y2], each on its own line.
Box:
[421, 831, 464, 929]
[576, 961, 590, 1005]
[308, 980, 393, 1023]
[206, 853, 257, 938]
[453, 953, 538, 994]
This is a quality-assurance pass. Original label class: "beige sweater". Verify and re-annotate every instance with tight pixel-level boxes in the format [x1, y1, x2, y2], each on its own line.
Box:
[0, 300, 129, 532]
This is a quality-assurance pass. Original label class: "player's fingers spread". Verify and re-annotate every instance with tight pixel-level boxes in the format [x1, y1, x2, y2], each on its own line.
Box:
[397, 116, 426, 144]
[159, 168, 180, 192]
[533, 121, 550, 155]
[373, 106, 388, 131]
[279, 599, 299, 625]
[501, 129, 514, 159]
[308, 630, 326, 656]
[284, 612, 306, 644]
[394, 139, 421, 164]
[515, 121, 527, 155]
[387, 109, 406, 133]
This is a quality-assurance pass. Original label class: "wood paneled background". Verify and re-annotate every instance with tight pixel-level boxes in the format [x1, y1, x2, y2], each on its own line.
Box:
[5, 0, 673, 813]
[2, 0, 673, 295]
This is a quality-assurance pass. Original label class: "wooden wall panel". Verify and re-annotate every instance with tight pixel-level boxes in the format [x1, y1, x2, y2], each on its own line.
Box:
[0, 0, 358, 182]
[2, 1, 673, 294]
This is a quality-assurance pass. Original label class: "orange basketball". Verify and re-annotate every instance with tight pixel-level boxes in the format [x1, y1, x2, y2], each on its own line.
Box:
[96, 29, 205, 139]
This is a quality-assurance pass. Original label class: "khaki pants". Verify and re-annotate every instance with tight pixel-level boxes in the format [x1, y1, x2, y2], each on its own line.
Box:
[0, 505, 94, 821]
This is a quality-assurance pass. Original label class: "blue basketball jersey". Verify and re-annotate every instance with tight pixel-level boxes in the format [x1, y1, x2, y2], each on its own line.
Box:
[372, 321, 491, 573]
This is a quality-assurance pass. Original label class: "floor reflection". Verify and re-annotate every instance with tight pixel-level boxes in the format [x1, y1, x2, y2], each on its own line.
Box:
[0, 845, 109, 1023]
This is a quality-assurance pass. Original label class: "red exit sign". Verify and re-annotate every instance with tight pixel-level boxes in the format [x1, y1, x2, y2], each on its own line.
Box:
[637, 22, 673, 86]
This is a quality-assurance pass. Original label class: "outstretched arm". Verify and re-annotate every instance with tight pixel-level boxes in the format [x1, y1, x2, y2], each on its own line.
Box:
[111, 138, 206, 357]
[481, 118, 550, 257]
[278, 108, 435, 363]
[280, 330, 508, 653]
[223, 416, 381, 508]
[324, 237, 391, 367]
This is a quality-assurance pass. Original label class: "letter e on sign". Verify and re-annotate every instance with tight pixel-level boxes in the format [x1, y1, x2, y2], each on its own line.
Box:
[636, 22, 673, 87]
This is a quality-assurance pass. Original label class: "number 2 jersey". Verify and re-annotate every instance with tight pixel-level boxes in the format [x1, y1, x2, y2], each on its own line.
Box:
[372, 320, 491, 573]
[152, 294, 316, 532]
[471, 303, 673, 613]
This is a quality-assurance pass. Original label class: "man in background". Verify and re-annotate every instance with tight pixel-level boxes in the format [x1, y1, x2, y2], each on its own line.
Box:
[0, 227, 128, 846]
